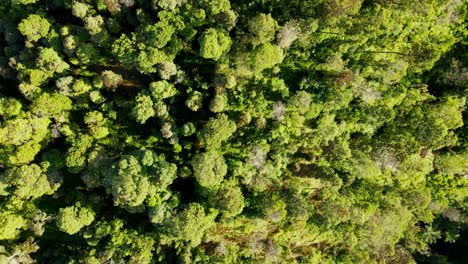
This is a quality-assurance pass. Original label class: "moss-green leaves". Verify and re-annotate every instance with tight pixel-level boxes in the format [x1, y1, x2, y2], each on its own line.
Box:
[192, 151, 227, 188]
[197, 114, 236, 149]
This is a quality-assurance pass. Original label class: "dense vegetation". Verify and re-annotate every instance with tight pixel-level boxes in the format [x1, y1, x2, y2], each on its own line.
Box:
[0, 0, 467, 263]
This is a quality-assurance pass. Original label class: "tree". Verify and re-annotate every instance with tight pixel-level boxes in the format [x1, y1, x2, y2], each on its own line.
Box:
[277, 21, 301, 49]
[140, 22, 175, 49]
[192, 151, 227, 188]
[31, 93, 72, 121]
[186, 91, 204, 111]
[112, 33, 138, 66]
[434, 152, 468, 176]
[103, 0, 122, 14]
[158, 61, 177, 80]
[65, 134, 94, 173]
[84, 16, 105, 35]
[199, 0, 231, 15]
[217, 10, 237, 31]
[0, 212, 26, 240]
[209, 93, 228, 113]
[72, 1, 89, 18]
[197, 113, 236, 149]
[153, 0, 183, 10]
[36, 48, 70, 74]
[214, 183, 245, 218]
[84, 111, 109, 139]
[137, 47, 167, 73]
[101, 70, 123, 90]
[250, 44, 283, 73]
[56, 205, 95, 235]
[0, 98, 22, 119]
[104, 155, 150, 210]
[81, 219, 155, 263]
[162, 203, 217, 247]
[149, 80, 178, 99]
[199, 28, 232, 61]
[3, 163, 54, 199]
[248, 13, 278, 45]
[133, 92, 155, 124]
[0, 114, 50, 165]
[0, 0, 466, 262]
[18, 14, 50, 43]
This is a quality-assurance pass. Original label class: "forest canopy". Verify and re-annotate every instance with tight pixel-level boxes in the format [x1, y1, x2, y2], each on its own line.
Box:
[0, 0, 467, 263]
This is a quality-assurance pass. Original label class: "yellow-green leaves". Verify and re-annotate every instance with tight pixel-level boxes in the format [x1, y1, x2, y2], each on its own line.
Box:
[31, 93, 72, 121]
[199, 0, 231, 15]
[142, 22, 175, 49]
[4, 164, 54, 199]
[248, 14, 278, 45]
[72, 1, 89, 18]
[0, 98, 22, 119]
[0, 212, 26, 240]
[199, 28, 232, 61]
[133, 92, 155, 124]
[18, 14, 50, 43]
[37, 48, 70, 74]
[150, 80, 178, 99]
[84, 111, 110, 139]
[0, 115, 50, 165]
[56, 206, 95, 235]
[251, 44, 283, 73]
[215, 183, 245, 218]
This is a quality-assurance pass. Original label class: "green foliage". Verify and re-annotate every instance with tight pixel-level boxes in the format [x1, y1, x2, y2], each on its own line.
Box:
[101, 70, 123, 90]
[0, 115, 50, 166]
[0, 212, 26, 240]
[3, 164, 54, 199]
[84, 111, 109, 139]
[65, 134, 94, 173]
[104, 155, 150, 209]
[434, 152, 468, 176]
[112, 33, 138, 66]
[186, 91, 204, 111]
[158, 61, 177, 80]
[197, 114, 236, 149]
[199, 0, 231, 15]
[199, 28, 232, 61]
[18, 14, 50, 43]
[31, 93, 72, 121]
[214, 183, 245, 218]
[149, 80, 178, 99]
[82, 219, 155, 263]
[192, 151, 227, 188]
[84, 15, 105, 35]
[209, 92, 228, 113]
[71, 1, 89, 18]
[0, 0, 467, 262]
[248, 13, 278, 45]
[133, 92, 155, 124]
[56, 205, 95, 235]
[0, 98, 22, 119]
[141, 22, 175, 49]
[250, 44, 283, 73]
[162, 203, 217, 247]
[36, 48, 70, 74]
